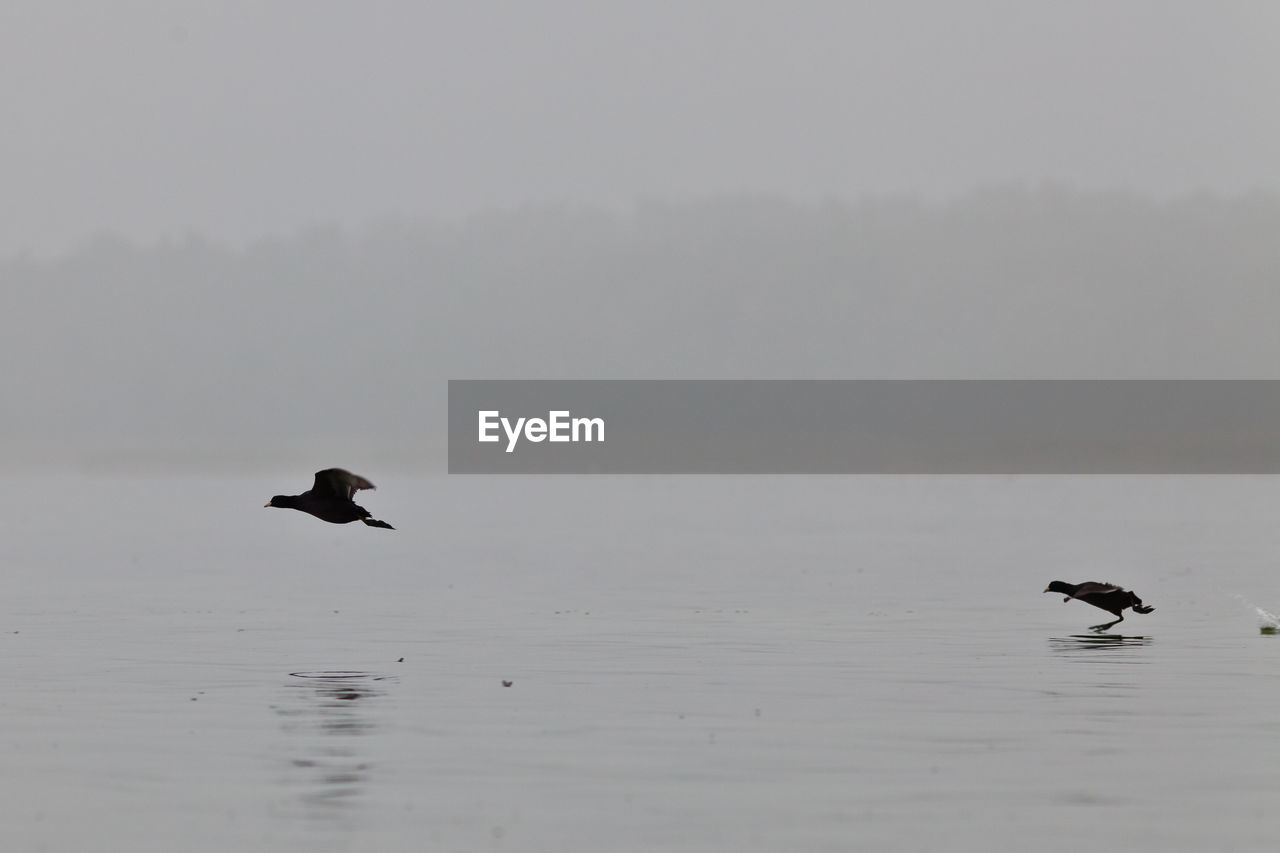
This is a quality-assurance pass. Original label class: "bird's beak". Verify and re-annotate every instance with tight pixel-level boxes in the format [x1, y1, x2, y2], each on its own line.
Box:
[1043, 586, 1051, 593]
[264, 501, 271, 507]
[1063, 598, 1070, 603]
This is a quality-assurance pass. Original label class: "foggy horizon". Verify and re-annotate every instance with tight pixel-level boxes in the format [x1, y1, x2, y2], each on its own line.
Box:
[3, 2, 1278, 258]
[5, 188, 1280, 469]
[6, 182, 1279, 262]
[5, 3, 1280, 469]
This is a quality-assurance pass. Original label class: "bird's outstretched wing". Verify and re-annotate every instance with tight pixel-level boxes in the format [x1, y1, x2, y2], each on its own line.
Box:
[311, 468, 376, 500]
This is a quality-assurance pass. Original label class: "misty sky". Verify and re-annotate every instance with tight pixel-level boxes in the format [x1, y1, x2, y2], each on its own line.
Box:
[3, 1, 1278, 257]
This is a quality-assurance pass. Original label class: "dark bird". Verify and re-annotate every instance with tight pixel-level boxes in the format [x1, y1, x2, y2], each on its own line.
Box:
[1043, 581, 1154, 633]
[265, 469, 395, 529]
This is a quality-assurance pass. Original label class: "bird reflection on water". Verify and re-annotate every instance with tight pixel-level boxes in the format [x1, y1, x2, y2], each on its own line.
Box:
[276, 671, 395, 817]
[1048, 633, 1152, 658]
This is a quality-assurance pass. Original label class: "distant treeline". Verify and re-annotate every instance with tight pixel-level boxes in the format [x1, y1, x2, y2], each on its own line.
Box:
[3, 188, 1278, 463]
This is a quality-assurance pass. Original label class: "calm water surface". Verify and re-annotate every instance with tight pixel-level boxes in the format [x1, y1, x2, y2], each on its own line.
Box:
[3, 474, 1278, 851]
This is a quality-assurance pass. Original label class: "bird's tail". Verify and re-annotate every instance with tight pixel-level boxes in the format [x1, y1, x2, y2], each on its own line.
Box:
[1133, 604, 1154, 614]
[362, 518, 395, 530]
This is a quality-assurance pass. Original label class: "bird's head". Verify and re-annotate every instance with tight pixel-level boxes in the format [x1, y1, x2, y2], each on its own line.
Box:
[265, 495, 285, 508]
[1044, 581, 1074, 600]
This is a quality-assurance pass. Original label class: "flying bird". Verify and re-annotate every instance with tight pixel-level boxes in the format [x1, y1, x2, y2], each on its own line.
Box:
[1043, 581, 1154, 632]
[265, 469, 395, 529]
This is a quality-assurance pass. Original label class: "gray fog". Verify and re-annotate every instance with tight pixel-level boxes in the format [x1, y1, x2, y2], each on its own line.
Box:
[4, 190, 1279, 467]
[2, 1, 1278, 257]
[3, 3, 1279, 466]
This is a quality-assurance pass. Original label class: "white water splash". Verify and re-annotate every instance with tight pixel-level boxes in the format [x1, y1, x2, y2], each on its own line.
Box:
[1232, 594, 1280, 630]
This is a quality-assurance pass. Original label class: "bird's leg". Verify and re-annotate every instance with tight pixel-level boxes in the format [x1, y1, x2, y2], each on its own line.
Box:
[1089, 614, 1123, 633]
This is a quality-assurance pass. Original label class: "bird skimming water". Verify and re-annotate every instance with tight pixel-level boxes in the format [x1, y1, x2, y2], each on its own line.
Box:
[1043, 581, 1154, 633]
